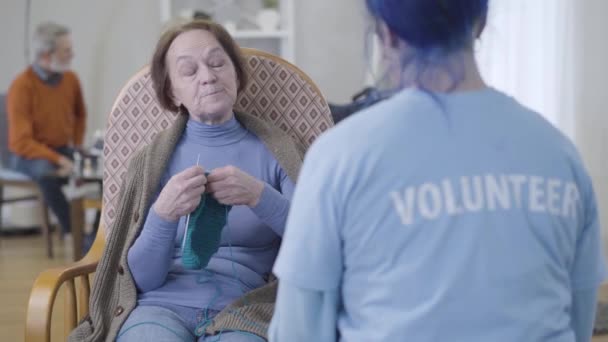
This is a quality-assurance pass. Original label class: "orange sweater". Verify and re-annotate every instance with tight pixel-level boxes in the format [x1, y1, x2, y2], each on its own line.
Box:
[7, 67, 86, 164]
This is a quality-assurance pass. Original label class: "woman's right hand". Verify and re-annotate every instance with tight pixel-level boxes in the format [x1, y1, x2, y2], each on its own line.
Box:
[153, 166, 207, 222]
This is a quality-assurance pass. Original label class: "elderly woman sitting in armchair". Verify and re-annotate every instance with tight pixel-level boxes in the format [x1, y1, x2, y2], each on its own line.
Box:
[69, 20, 303, 342]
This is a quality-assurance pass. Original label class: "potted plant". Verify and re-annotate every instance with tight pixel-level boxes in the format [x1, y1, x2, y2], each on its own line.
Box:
[263, 0, 278, 8]
[257, 0, 280, 31]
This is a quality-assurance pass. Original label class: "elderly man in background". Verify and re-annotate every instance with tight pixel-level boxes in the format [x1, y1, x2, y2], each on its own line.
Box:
[6, 21, 87, 238]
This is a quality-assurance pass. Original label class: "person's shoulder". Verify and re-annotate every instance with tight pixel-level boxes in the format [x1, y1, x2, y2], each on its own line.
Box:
[63, 70, 82, 86]
[494, 90, 593, 194]
[303, 101, 388, 168]
[238, 111, 306, 158]
[63, 70, 79, 79]
[500, 90, 581, 163]
[313, 89, 418, 154]
[9, 67, 37, 91]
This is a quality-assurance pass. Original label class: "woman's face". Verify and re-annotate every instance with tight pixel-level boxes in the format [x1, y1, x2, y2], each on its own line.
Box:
[166, 29, 238, 125]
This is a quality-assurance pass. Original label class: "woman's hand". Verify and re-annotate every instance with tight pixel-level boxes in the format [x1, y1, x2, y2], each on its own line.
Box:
[153, 166, 207, 222]
[206, 166, 264, 207]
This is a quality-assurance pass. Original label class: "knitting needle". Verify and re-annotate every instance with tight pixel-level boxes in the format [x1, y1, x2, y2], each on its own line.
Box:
[181, 154, 201, 251]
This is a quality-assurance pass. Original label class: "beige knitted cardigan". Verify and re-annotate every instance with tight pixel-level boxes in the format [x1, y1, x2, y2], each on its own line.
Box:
[69, 111, 304, 341]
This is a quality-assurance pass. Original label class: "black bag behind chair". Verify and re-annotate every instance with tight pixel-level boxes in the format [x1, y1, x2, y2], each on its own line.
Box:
[329, 87, 392, 124]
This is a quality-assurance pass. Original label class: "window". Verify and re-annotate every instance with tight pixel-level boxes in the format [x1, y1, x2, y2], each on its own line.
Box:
[476, 0, 577, 138]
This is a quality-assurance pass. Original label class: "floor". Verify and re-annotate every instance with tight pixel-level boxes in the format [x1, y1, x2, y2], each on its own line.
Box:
[2, 232, 608, 341]
[1, 232, 71, 341]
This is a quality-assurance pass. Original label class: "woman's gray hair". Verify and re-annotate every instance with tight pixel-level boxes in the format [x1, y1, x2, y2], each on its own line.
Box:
[31, 22, 70, 60]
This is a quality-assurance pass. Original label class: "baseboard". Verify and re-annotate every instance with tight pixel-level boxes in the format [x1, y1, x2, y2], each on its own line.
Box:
[0, 223, 58, 236]
[0, 225, 41, 236]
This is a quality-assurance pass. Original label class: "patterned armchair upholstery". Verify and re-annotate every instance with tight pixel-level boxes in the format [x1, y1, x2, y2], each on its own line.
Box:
[25, 48, 333, 342]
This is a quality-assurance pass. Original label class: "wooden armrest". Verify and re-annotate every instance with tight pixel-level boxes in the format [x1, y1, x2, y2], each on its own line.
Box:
[25, 224, 106, 342]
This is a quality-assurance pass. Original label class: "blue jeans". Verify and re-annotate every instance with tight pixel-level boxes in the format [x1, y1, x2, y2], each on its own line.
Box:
[116, 304, 266, 342]
[10, 147, 73, 235]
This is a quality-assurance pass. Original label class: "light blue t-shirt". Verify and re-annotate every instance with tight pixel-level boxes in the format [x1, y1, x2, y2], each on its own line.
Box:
[273, 88, 607, 341]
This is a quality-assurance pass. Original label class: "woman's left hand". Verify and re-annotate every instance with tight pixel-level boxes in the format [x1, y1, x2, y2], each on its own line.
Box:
[206, 166, 265, 207]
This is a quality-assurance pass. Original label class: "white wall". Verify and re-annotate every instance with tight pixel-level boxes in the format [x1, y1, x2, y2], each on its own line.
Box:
[0, 0, 161, 144]
[0, 1, 28, 92]
[294, 0, 368, 104]
[574, 0, 608, 244]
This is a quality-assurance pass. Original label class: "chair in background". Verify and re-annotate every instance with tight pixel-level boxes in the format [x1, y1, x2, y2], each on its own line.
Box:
[0, 94, 54, 257]
[24, 48, 333, 342]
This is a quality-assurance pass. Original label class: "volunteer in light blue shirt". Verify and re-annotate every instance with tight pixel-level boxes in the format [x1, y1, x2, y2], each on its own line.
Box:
[269, 0, 607, 341]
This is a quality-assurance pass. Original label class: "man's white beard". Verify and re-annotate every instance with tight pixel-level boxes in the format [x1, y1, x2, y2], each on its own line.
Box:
[49, 56, 70, 73]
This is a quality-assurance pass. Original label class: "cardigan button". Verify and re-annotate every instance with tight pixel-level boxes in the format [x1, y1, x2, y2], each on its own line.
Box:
[114, 306, 124, 316]
[133, 212, 140, 223]
[118, 265, 124, 275]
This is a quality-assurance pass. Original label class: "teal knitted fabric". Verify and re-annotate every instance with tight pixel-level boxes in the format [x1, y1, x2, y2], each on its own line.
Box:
[182, 192, 232, 269]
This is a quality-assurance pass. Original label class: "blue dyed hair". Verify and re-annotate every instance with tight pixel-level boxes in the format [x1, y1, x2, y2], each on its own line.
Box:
[366, 0, 489, 53]
[366, 0, 488, 93]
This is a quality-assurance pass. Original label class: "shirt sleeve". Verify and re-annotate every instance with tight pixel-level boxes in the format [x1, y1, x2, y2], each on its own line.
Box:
[570, 175, 608, 290]
[127, 206, 179, 292]
[273, 137, 344, 290]
[250, 166, 295, 236]
[269, 279, 339, 342]
[570, 287, 598, 342]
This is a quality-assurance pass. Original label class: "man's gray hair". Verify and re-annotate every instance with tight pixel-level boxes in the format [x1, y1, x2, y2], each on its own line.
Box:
[31, 22, 70, 60]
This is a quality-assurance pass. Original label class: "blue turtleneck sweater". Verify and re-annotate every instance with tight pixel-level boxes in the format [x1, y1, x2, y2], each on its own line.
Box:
[127, 116, 295, 311]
